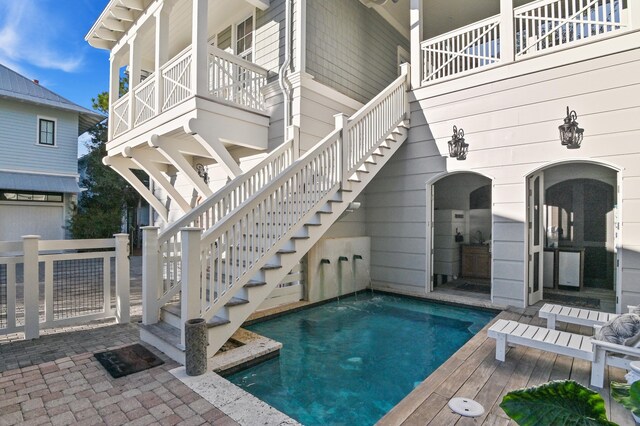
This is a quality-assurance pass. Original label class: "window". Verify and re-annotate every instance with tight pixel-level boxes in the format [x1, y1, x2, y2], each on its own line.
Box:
[38, 118, 56, 146]
[236, 16, 254, 62]
[0, 190, 63, 203]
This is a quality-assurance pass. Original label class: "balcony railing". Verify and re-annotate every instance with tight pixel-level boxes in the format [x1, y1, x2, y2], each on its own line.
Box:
[109, 45, 269, 140]
[421, 0, 630, 85]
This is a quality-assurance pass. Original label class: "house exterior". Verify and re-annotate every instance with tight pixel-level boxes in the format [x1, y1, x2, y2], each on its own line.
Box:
[0, 65, 104, 241]
[86, 0, 640, 362]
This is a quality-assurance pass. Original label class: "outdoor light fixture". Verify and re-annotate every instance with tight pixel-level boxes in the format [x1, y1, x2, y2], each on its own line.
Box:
[558, 106, 584, 149]
[448, 125, 468, 160]
[195, 163, 209, 184]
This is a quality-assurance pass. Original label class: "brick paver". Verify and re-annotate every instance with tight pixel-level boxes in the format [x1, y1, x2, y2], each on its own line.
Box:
[0, 311, 237, 425]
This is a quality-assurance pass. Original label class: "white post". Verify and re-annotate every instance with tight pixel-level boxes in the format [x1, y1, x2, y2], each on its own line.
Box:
[630, 0, 640, 30]
[191, 0, 209, 97]
[292, 125, 301, 160]
[142, 226, 160, 325]
[108, 53, 120, 140]
[400, 63, 411, 119]
[22, 235, 40, 340]
[180, 227, 203, 348]
[410, 0, 423, 89]
[154, 1, 171, 114]
[114, 233, 130, 324]
[334, 113, 349, 188]
[500, 0, 515, 63]
[128, 34, 140, 127]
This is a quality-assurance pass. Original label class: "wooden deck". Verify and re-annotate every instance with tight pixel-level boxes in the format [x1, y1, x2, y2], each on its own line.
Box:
[378, 308, 634, 426]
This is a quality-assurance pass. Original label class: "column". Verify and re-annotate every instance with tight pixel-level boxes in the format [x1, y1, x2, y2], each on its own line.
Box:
[155, 0, 172, 113]
[108, 54, 120, 140]
[142, 226, 160, 325]
[410, 0, 423, 89]
[180, 227, 203, 348]
[500, 0, 515, 63]
[128, 34, 141, 127]
[114, 233, 131, 324]
[22, 235, 40, 340]
[191, 0, 209, 97]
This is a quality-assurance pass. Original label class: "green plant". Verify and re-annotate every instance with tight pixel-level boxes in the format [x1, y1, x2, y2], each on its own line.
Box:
[611, 381, 640, 417]
[500, 380, 616, 425]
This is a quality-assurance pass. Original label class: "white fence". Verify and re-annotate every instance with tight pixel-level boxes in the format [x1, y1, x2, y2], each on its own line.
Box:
[0, 235, 130, 339]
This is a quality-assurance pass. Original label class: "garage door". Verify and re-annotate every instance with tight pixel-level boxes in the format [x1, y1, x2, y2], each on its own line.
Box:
[0, 204, 64, 241]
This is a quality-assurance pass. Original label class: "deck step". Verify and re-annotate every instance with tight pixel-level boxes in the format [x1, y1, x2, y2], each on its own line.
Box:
[140, 322, 180, 347]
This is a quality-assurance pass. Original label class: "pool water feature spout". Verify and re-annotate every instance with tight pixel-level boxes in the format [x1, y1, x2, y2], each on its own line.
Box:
[320, 258, 331, 264]
[338, 256, 349, 262]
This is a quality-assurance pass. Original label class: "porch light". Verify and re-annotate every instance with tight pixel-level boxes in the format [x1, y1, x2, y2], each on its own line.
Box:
[448, 126, 468, 160]
[195, 163, 209, 184]
[558, 107, 584, 149]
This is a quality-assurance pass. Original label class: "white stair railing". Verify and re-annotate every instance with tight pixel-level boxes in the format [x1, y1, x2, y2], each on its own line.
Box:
[133, 73, 157, 126]
[515, 0, 628, 57]
[111, 94, 130, 138]
[189, 65, 410, 329]
[161, 47, 193, 112]
[144, 135, 298, 321]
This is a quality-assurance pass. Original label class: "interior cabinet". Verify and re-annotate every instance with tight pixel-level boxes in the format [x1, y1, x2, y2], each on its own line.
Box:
[461, 245, 491, 279]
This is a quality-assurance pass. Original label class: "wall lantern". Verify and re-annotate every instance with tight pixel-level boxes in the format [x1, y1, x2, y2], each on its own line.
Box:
[558, 106, 584, 149]
[448, 125, 468, 160]
[195, 163, 209, 184]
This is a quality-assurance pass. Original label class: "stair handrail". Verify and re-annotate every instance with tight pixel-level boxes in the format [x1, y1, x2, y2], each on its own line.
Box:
[189, 64, 410, 323]
[154, 135, 298, 308]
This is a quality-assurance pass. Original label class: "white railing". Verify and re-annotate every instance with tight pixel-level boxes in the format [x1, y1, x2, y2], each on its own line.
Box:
[162, 47, 193, 112]
[134, 73, 157, 126]
[208, 46, 269, 111]
[515, 0, 627, 57]
[0, 235, 130, 339]
[421, 16, 501, 84]
[111, 93, 130, 138]
[185, 65, 409, 332]
[142, 135, 298, 322]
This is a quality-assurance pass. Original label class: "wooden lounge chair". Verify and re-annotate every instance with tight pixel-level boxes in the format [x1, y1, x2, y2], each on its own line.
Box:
[538, 303, 618, 329]
[488, 318, 640, 388]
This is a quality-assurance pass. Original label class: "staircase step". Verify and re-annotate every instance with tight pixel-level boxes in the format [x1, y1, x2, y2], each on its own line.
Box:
[226, 297, 249, 307]
[208, 316, 231, 328]
[140, 322, 180, 347]
[341, 188, 353, 193]
[291, 235, 310, 240]
[348, 177, 362, 183]
[305, 222, 322, 227]
[162, 303, 181, 317]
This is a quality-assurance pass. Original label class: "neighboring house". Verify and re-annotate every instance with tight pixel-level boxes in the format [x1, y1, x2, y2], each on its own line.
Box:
[85, 0, 640, 361]
[0, 65, 104, 241]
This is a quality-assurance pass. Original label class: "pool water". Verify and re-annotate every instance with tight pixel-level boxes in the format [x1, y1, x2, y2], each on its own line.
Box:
[227, 294, 495, 425]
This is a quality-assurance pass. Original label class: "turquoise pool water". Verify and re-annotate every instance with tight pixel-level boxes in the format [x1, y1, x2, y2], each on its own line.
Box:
[227, 294, 495, 425]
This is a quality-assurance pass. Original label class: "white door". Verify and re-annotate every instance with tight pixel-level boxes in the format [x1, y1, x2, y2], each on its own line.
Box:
[528, 172, 544, 305]
[0, 204, 64, 241]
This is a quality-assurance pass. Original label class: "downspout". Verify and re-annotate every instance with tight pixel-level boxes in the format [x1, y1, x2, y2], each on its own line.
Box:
[278, 0, 293, 140]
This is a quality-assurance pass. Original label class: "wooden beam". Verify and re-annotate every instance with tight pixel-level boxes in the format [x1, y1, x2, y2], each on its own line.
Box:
[244, 0, 270, 11]
[119, 0, 145, 11]
[94, 28, 119, 42]
[103, 156, 169, 222]
[185, 118, 243, 179]
[103, 17, 127, 32]
[124, 147, 192, 213]
[88, 38, 115, 50]
[149, 134, 214, 198]
[110, 6, 135, 21]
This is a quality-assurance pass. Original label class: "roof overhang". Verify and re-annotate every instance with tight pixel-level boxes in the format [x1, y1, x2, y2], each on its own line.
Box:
[0, 171, 80, 194]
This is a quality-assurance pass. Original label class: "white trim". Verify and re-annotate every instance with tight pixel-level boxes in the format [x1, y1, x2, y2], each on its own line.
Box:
[0, 169, 79, 179]
[289, 72, 364, 112]
[397, 45, 410, 75]
[36, 115, 58, 147]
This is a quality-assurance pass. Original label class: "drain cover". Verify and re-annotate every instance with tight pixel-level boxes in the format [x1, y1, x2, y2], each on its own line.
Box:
[448, 397, 485, 417]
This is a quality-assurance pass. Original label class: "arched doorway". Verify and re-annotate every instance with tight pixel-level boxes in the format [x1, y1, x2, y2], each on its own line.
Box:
[428, 172, 493, 299]
[527, 162, 619, 312]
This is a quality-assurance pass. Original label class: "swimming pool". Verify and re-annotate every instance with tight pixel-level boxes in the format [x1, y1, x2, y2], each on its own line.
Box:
[228, 293, 495, 425]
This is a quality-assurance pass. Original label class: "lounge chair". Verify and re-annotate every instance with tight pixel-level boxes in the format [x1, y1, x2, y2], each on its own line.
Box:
[488, 318, 640, 388]
[538, 303, 618, 329]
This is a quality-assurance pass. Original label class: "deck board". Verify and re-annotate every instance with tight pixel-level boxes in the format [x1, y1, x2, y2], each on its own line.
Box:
[377, 307, 635, 426]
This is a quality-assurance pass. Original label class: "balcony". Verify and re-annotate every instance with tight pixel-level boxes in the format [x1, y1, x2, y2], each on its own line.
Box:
[110, 45, 269, 140]
[418, 0, 635, 85]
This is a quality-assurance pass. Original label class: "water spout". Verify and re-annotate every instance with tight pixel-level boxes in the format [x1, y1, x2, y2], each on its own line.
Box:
[338, 256, 349, 262]
[353, 255, 363, 260]
[321, 258, 331, 265]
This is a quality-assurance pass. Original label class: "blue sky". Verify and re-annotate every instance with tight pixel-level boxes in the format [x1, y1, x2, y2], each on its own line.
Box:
[0, 0, 111, 155]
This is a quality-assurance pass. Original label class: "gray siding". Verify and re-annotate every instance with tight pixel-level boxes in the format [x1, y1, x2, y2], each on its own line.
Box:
[305, 0, 409, 104]
[217, 26, 232, 51]
[256, 0, 288, 76]
[0, 99, 78, 176]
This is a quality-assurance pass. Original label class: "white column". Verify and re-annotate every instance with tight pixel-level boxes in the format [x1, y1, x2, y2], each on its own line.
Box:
[128, 34, 141, 127]
[500, 0, 515, 63]
[180, 227, 203, 348]
[410, 0, 423, 89]
[108, 54, 120, 140]
[114, 233, 131, 324]
[334, 113, 349, 188]
[191, 0, 209, 97]
[630, 0, 640, 30]
[142, 226, 160, 325]
[22, 235, 40, 340]
[155, 1, 171, 113]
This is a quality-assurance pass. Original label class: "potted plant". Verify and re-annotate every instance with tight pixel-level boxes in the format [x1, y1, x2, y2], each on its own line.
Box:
[500, 380, 616, 425]
[611, 381, 640, 424]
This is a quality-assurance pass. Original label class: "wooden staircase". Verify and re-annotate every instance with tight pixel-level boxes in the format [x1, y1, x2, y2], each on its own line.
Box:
[139, 65, 411, 364]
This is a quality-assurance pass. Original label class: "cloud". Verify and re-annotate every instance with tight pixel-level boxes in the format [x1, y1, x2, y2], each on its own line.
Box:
[0, 0, 85, 73]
